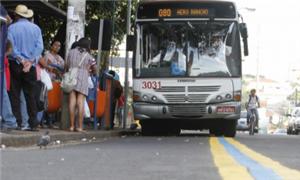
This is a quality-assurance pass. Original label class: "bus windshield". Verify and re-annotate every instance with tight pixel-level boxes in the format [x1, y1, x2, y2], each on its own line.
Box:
[136, 21, 241, 78]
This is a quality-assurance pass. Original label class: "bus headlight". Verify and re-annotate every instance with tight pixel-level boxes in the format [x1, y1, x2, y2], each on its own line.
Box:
[216, 95, 223, 101]
[225, 94, 232, 99]
[143, 95, 149, 101]
[151, 96, 157, 101]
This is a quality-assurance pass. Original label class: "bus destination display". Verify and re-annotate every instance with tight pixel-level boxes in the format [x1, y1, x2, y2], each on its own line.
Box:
[158, 8, 211, 17]
[137, 2, 236, 19]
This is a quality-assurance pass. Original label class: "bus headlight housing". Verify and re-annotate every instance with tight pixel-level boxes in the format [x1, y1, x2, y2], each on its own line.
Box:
[210, 93, 233, 103]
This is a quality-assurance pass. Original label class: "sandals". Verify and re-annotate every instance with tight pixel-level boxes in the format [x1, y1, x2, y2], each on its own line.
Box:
[69, 127, 86, 133]
[76, 128, 86, 133]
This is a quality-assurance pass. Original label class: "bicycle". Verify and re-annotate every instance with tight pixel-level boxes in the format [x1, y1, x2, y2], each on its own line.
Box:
[248, 109, 257, 135]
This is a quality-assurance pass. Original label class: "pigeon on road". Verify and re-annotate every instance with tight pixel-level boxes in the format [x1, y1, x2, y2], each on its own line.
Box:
[37, 131, 50, 149]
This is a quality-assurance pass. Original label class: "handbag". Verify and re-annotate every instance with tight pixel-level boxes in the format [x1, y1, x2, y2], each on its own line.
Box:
[61, 53, 87, 93]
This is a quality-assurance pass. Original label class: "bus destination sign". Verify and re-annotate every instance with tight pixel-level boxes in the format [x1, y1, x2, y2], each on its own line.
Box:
[158, 8, 211, 17]
[137, 2, 236, 19]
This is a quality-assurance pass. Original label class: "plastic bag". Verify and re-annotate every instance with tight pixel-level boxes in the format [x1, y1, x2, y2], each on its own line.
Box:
[40, 69, 53, 91]
[88, 76, 94, 89]
[84, 100, 91, 118]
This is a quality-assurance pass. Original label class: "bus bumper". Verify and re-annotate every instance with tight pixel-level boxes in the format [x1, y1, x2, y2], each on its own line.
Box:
[133, 102, 241, 120]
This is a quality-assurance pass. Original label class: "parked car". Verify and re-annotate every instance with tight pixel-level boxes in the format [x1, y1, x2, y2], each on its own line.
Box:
[273, 128, 287, 135]
[287, 107, 300, 135]
[236, 111, 248, 131]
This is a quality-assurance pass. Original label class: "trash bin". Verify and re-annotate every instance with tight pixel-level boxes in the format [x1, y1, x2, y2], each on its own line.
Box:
[103, 73, 113, 130]
[47, 81, 62, 113]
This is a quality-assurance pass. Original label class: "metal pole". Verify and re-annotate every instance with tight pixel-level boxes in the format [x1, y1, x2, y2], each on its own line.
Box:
[93, 20, 104, 130]
[256, 24, 260, 91]
[123, 0, 132, 129]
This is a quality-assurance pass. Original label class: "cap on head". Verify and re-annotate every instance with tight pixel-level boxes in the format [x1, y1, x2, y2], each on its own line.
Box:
[15, 4, 33, 18]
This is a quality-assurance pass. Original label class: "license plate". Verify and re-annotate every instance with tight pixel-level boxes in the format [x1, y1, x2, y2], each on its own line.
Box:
[216, 106, 235, 113]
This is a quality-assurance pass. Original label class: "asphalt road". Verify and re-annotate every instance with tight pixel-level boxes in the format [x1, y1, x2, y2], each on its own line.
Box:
[1, 132, 300, 180]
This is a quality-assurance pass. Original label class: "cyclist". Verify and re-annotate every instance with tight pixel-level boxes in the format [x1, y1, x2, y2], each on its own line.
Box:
[246, 89, 261, 129]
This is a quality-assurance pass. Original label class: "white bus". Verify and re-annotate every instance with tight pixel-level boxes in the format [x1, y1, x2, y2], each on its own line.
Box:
[129, 0, 249, 137]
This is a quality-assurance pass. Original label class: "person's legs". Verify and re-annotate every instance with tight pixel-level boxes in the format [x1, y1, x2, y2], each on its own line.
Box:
[110, 100, 116, 129]
[69, 91, 76, 130]
[254, 108, 259, 128]
[9, 61, 23, 128]
[76, 93, 86, 131]
[36, 111, 44, 125]
[20, 91, 29, 128]
[1, 77, 17, 129]
[23, 67, 38, 129]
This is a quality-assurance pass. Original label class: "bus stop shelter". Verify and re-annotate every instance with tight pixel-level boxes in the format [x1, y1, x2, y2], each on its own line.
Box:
[1, 0, 66, 20]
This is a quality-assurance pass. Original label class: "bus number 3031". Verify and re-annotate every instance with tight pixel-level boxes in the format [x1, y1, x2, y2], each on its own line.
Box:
[142, 81, 162, 89]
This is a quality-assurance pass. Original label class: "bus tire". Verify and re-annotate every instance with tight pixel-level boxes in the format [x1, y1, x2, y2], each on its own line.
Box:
[141, 121, 153, 136]
[224, 120, 237, 137]
[210, 127, 224, 136]
[168, 126, 181, 136]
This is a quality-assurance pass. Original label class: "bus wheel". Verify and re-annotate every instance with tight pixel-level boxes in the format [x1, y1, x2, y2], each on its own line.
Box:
[168, 126, 181, 136]
[224, 120, 237, 137]
[141, 120, 154, 136]
[210, 127, 224, 137]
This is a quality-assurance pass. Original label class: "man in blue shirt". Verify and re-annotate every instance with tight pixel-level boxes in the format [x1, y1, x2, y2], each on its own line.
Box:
[8, 4, 43, 131]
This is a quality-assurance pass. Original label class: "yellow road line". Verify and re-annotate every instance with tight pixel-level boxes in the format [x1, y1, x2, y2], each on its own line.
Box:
[209, 137, 253, 180]
[226, 138, 300, 180]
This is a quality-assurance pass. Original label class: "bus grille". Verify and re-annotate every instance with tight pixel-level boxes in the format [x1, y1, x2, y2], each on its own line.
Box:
[188, 86, 220, 92]
[155, 86, 185, 92]
[164, 94, 186, 103]
[169, 105, 206, 117]
[188, 94, 209, 103]
[164, 94, 209, 103]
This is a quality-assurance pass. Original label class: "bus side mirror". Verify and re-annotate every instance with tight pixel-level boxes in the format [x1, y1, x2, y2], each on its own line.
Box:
[126, 35, 135, 51]
[239, 23, 249, 56]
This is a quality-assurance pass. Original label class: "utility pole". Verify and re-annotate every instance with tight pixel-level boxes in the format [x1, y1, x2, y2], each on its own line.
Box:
[61, 0, 86, 130]
[65, 0, 86, 57]
[123, 0, 132, 129]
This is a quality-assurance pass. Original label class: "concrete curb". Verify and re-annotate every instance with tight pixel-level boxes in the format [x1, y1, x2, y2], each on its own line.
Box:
[0, 130, 126, 147]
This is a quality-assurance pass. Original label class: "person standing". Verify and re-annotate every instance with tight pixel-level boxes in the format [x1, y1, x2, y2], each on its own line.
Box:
[108, 70, 123, 129]
[38, 40, 64, 128]
[41, 40, 64, 80]
[1, 40, 17, 130]
[8, 4, 43, 131]
[66, 38, 96, 132]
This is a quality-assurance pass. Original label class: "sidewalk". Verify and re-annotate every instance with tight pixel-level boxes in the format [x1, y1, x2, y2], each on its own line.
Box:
[0, 128, 127, 148]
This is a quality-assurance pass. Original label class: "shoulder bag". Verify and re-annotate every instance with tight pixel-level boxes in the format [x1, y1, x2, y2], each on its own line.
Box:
[61, 52, 87, 93]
